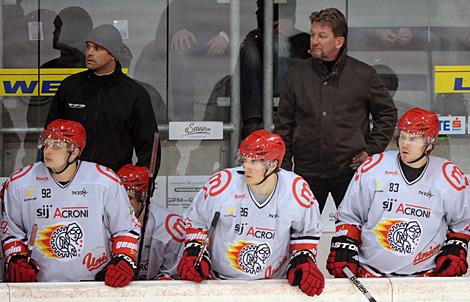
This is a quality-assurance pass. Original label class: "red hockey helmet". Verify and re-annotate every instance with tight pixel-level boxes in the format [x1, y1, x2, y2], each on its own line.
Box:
[239, 130, 285, 168]
[397, 108, 439, 139]
[117, 164, 149, 194]
[42, 119, 86, 155]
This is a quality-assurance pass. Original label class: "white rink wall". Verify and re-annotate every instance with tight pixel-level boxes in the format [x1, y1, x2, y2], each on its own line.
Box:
[1, 278, 470, 302]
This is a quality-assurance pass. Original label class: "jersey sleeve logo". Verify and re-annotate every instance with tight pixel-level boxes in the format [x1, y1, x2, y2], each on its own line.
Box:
[292, 177, 315, 208]
[227, 241, 271, 275]
[442, 162, 469, 191]
[202, 170, 232, 200]
[165, 214, 186, 243]
[37, 222, 84, 260]
[373, 218, 421, 255]
[354, 153, 384, 182]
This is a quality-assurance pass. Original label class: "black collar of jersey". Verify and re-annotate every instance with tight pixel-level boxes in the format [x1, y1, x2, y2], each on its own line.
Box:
[397, 154, 429, 185]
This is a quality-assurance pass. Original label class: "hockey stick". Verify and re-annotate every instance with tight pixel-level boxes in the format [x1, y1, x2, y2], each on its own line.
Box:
[194, 211, 221, 270]
[26, 224, 39, 264]
[343, 266, 377, 302]
[136, 132, 160, 272]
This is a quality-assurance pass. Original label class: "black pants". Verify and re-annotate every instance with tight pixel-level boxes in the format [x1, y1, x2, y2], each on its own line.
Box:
[303, 173, 354, 213]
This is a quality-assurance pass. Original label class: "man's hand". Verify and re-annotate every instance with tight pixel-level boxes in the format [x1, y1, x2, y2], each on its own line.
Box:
[350, 151, 368, 170]
[376, 29, 398, 47]
[397, 27, 413, 46]
[177, 241, 211, 283]
[95, 254, 137, 287]
[326, 236, 359, 277]
[431, 236, 468, 277]
[7, 254, 39, 282]
[287, 250, 324, 296]
[206, 34, 228, 56]
[171, 29, 197, 50]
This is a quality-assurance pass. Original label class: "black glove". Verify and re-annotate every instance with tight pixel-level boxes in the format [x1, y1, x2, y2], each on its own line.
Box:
[432, 236, 468, 277]
[326, 236, 359, 277]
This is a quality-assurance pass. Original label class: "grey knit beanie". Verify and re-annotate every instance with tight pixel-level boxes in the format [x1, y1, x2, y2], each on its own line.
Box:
[85, 24, 122, 59]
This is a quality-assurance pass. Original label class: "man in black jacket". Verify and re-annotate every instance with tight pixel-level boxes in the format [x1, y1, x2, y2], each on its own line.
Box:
[46, 24, 159, 174]
[275, 8, 397, 213]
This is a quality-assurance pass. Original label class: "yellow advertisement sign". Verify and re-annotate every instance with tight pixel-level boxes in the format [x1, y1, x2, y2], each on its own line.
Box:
[0, 68, 128, 96]
[435, 66, 470, 93]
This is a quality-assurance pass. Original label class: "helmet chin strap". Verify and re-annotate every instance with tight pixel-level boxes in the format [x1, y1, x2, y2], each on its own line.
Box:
[48, 152, 78, 175]
[402, 143, 433, 165]
[255, 167, 278, 186]
[254, 161, 279, 186]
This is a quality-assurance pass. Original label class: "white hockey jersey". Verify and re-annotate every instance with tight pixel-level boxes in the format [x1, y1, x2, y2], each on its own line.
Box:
[183, 167, 322, 280]
[2, 161, 140, 282]
[137, 203, 185, 279]
[337, 151, 470, 276]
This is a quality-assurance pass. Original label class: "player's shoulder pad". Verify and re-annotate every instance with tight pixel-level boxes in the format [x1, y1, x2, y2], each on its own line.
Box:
[437, 157, 469, 192]
[201, 167, 237, 200]
[91, 162, 122, 185]
[353, 152, 390, 182]
[278, 169, 316, 209]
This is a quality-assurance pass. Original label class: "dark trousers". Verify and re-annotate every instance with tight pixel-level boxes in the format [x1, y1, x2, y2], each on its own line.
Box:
[303, 173, 354, 213]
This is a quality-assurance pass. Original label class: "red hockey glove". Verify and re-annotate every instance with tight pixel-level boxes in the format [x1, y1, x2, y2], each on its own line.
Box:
[177, 241, 211, 283]
[7, 254, 40, 282]
[326, 236, 359, 277]
[287, 250, 324, 296]
[432, 237, 468, 277]
[95, 254, 137, 287]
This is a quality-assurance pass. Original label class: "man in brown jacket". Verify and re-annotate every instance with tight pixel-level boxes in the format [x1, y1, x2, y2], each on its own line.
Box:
[275, 8, 397, 213]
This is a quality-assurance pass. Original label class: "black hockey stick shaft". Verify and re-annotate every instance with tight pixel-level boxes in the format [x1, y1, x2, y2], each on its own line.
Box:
[136, 132, 160, 272]
[343, 266, 377, 302]
[194, 211, 221, 270]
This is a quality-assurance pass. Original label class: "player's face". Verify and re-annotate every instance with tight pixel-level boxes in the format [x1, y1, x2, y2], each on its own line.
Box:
[127, 192, 145, 222]
[86, 42, 116, 75]
[43, 139, 71, 170]
[398, 131, 429, 164]
[242, 158, 273, 186]
[310, 22, 344, 61]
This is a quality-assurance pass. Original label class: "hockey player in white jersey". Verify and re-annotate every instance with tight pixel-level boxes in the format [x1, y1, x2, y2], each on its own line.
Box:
[2, 119, 140, 287]
[177, 130, 324, 296]
[327, 108, 470, 277]
[117, 164, 185, 280]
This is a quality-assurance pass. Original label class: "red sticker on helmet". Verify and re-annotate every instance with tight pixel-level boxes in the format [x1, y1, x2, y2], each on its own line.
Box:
[354, 153, 383, 182]
[292, 177, 315, 209]
[165, 214, 186, 243]
[442, 162, 469, 191]
[203, 170, 232, 200]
